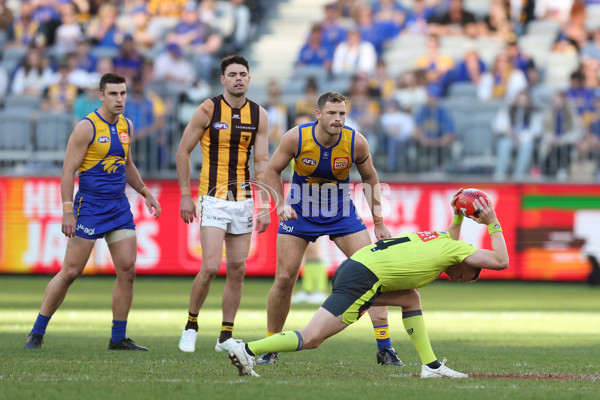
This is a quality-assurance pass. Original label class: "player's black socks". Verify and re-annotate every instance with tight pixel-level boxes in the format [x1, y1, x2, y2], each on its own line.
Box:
[427, 360, 442, 369]
[219, 322, 234, 342]
[185, 312, 199, 331]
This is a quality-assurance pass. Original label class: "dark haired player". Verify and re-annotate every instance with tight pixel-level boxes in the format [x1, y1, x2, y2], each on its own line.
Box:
[176, 55, 271, 353]
[25, 73, 161, 351]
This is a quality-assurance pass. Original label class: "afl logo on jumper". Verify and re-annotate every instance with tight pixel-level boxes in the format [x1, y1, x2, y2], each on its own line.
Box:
[301, 157, 317, 166]
[213, 122, 229, 130]
[119, 131, 129, 145]
[333, 157, 349, 170]
[98, 136, 110, 144]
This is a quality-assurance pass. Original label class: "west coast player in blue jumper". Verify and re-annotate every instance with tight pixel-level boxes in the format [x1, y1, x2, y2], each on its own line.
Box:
[259, 91, 437, 366]
[25, 73, 161, 351]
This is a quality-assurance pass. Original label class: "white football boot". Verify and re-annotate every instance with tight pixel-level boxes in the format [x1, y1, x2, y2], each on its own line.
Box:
[215, 337, 243, 353]
[421, 358, 468, 378]
[228, 342, 259, 377]
[178, 329, 198, 353]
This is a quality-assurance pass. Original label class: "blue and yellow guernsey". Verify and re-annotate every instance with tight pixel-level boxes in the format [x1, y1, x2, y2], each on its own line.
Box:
[78, 111, 131, 198]
[288, 122, 355, 223]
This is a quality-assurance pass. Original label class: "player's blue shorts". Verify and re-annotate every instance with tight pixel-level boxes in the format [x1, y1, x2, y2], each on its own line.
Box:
[73, 191, 135, 240]
[277, 202, 366, 242]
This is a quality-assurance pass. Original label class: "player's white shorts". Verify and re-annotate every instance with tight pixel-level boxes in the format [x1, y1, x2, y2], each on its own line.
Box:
[198, 195, 254, 234]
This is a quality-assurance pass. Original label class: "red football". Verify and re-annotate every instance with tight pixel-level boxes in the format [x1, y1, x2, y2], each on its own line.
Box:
[455, 188, 489, 218]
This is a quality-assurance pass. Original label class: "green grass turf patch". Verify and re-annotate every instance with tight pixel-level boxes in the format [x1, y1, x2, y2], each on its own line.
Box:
[1, 276, 599, 400]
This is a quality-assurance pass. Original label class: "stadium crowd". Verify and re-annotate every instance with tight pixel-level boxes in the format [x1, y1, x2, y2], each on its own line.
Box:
[277, 0, 600, 181]
[0, 0, 600, 182]
[0, 0, 264, 174]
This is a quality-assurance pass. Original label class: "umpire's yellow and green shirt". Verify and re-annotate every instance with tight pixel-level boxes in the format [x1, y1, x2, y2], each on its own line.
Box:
[350, 231, 477, 291]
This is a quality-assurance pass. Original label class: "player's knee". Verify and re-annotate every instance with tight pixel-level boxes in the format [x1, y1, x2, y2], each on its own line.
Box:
[61, 268, 82, 284]
[226, 261, 246, 280]
[199, 263, 220, 280]
[274, 265, 298, 285]
[400, 289, 422, 311]
[117, 265, 136, 285]
[273, 276, 296, 293]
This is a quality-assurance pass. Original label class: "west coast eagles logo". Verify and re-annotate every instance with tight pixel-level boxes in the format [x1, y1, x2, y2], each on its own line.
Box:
[102, 156, 126, 173]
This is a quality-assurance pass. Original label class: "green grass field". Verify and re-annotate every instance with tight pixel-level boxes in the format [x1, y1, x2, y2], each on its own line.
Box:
[1, 276, 599, 400]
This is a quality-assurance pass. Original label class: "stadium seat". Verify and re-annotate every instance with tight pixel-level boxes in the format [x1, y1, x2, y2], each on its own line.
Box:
[0, 31, 6, 57]
[33, 111, 74, 163]
[328, 74, 353, 94]
[293, 66, 329, 82]
[475, 37, 503, 65]
[1, 46, 27, 65]
[386, 34, 427, 53]
[0, 46, 27, 77]
[3, 94, 42, 110]
[441, 98, 474, 115]
[544, 53, 579, 91]
[464, 0, 491, 18]
[89, 46, 119, 60]
[518, 34, 553, 69]
[587, 6, 600, 30]
[383, 47, 424, 76]
[282, 78, 309, 96]
[448, 82, 478, 99]
[0, 109, 34, 164]
[526, 20, 560, 37]
[440, 36, 471, 60]
[451, 114, 497, 174]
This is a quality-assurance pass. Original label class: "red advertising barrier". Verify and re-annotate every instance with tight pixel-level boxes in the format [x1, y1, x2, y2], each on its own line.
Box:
[0, 177, 596, 281]
[0, 178, 277, 276]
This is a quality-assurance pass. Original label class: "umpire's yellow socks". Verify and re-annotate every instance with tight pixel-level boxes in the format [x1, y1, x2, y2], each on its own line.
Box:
[248, 331, 302, 356]
[402, 310, 437, 365]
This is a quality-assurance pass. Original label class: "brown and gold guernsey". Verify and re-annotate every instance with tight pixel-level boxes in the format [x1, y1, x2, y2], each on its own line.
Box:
[198, 95, 260, 201]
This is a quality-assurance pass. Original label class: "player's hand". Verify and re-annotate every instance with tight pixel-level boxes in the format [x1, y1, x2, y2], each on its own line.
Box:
[61, 212, 76, 238]
[180, 195, 197, 223]
[255, 209, 271, 233]
[470, 197, 497, 225]
[277, 205, 297, 221]
[146, 194, 162, 219]
[451, 188, 464, 215]
[374, 222, 391, 240]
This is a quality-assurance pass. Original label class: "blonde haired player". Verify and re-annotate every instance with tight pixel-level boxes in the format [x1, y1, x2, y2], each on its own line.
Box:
[258, 91, 405, 366]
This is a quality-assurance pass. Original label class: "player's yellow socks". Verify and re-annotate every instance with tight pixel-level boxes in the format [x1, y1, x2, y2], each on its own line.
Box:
[266, 331, 277, 337]
[248, 331, 303, 355]
[402, 310, 437, 365]
[303, 261, 328, 293]
[374, 324, 392, 350]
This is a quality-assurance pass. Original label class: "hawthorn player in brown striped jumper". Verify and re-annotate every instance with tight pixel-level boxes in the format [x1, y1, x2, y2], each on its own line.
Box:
[176, 55, 270, 353]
